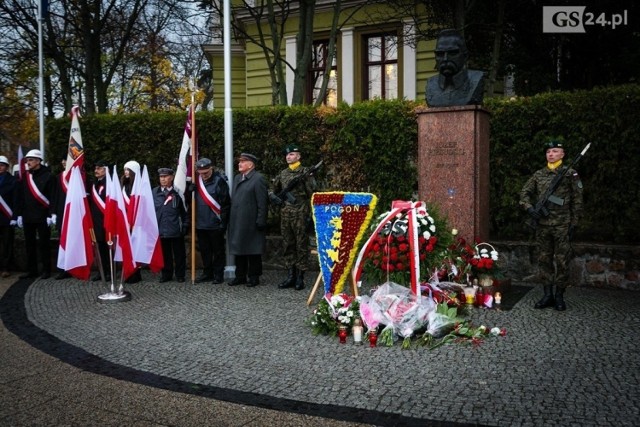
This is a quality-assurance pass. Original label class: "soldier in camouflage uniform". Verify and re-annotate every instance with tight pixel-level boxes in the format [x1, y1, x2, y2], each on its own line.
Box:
[519, 138, 583, 311]
[272, 145, 317, 290]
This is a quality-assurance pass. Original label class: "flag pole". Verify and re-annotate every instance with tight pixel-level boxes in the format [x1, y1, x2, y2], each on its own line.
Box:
[190, 82, 197, 285]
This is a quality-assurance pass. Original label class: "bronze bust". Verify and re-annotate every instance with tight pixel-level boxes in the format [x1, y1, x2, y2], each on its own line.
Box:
[425, 29, 485, 107]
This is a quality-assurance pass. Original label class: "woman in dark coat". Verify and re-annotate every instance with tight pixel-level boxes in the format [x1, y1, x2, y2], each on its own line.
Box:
[227, 153, 268, 287]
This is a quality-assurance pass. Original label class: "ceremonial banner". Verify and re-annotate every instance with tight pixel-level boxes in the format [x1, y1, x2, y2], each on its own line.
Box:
[61, 105, 85, 192]
[57, 166, 94, 280]
[312, 192, 377, 295]
[131, 166, 163, 273]
[174, 106, 196, 200]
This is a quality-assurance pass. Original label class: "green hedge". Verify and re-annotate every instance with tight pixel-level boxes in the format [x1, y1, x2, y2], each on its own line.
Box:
[46, 86, 640, 244]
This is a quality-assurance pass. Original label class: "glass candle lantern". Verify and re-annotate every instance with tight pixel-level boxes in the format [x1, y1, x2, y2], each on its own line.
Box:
[338, 325, 348, 344]
[352, 319, 363, 345]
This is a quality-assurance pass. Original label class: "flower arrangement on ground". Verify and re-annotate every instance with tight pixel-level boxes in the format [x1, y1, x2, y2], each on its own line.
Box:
[308, 293, 360, 336]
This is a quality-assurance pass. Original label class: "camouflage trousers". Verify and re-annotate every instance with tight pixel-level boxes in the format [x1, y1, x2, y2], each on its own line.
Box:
[535, 224, 573, 288]
[280, 206, 309, 271]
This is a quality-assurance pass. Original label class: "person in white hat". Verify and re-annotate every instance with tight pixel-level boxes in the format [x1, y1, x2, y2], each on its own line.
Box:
[0, 155, 17, 277]
[16, 149, 57, 279]
[121, 160, 142, 283]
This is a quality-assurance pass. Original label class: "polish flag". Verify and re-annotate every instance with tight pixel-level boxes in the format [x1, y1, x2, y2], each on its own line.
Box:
[17, 145, 26, 180]
[104, 166, 136, 280]
[127, 169, 141, 227]
[56, 166, 94, 280]
[131, 166, 163, 273]
[61, 105, 85, 192]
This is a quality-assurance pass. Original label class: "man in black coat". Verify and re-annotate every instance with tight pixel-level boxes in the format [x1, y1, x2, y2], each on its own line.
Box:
[227, 153, 268, 287]
[16, 149, 57, 279]
[153, 167, 187, 283]
[0, 155, 17, 277]
[192, 158, 231, 284]
[88, 160, 111, 282]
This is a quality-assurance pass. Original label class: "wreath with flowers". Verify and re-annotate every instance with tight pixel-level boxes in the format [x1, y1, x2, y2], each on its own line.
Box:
[312, 192, 378, 295]
[358, 202, 452, 288]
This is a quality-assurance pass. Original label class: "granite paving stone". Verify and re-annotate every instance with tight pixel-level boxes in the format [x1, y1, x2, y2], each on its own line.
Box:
[1, 271, 640, 426]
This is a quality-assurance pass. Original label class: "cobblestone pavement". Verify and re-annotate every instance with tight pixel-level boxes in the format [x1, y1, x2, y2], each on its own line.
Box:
[1, 270, 640, 426]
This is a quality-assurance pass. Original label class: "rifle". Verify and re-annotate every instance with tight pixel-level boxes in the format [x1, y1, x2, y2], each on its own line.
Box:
[269, 160, 323, 206]
[526, 142, 591, 229]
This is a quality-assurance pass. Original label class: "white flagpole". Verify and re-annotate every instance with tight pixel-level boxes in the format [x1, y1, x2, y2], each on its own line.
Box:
[38, 0, 45, 159]
[223, 0, 235, 278]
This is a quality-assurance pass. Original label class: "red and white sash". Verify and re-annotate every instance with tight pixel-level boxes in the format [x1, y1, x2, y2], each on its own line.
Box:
[198, 175, 221, 217]
[26, 172, 50, 208]
[92, 184, 105, 213]
[122, 186, 131, 208]
[0, 194, 12, 219]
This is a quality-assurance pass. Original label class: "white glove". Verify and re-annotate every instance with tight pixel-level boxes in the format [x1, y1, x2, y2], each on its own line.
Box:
[51, 214, 57, 225]
[46, 217, 53, 226]
[9, 220, 17, 227]
[17, 216, 23, 228]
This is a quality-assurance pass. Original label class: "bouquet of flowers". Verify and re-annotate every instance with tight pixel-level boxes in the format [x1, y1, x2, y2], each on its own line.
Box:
[308, 293, 360, 336]
[470, 243, 500, 276]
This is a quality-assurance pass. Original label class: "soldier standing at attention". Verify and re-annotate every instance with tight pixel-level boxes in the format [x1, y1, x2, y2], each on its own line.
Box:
[272, 145, 316, 291]
[519, 138, 584, 311]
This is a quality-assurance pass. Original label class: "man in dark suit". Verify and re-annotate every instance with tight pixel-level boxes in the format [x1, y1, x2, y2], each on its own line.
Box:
[227, 153, 268, 287]
[16, 149, 57, 279]
[89, 160, 111, 282]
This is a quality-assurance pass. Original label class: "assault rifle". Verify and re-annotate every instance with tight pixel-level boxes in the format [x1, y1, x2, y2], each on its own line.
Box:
[269, 160, 323, 206]
[526, 142, 591, 229]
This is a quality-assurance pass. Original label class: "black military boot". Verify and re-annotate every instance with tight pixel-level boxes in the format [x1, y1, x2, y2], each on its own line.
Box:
[554, 287, 566, 311]
[294, 270, 305, 291]
[212, 268, 225, 284]
[278, 267, 297, 289]
[534, 285, 555, 309]
[247, 276, 260, 288]
[228, 276, 247, 286]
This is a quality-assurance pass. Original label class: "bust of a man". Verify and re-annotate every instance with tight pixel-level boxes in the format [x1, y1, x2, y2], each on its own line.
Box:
[425, 29, 485, 107]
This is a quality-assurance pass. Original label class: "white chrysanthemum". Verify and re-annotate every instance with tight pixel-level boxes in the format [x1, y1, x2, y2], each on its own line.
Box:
[423, 231, 431, 239]
[347, 311, 354, 317]
[491, 250, 499, 260]
[490, 327, 501, 336]
[427, 216, 435, 223]
[429, 225, 436, 233]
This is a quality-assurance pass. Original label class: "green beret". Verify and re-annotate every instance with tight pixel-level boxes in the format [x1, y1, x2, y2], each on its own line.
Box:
[544, 138, 564, 152]
[283, 144, 301, 154]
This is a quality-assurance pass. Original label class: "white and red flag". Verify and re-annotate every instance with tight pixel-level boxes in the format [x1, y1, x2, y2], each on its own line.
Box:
[104, 166, 136, 280]
[127, 169, 142, 227]
[56, 166, 94, 280]
[61, 105, 85, 192]
[17, 145, 26, 180]
[174, 105, 196, 200]
[131, 166, 163, 273]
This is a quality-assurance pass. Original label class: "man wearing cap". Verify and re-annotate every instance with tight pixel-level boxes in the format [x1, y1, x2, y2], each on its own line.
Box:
[272, 144, 317, 290]
[0, 155, 17, 277]
[228, 153, 268, 287]
[154, 168, 187, 283]
[15, 149, 57, 279]
[192, 158, 231, 284]
[89, 160, 111, 282]
[520, 137, 583, 311]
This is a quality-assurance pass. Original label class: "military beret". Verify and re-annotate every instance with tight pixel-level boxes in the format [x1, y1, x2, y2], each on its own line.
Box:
[544, 139, 564, 152]
[158, 167, 174, 176]
[195, 158, 213, 169]
[283, 144, 301, 154]
[238, 153, 258, 164]
[94, 159, 109, 167]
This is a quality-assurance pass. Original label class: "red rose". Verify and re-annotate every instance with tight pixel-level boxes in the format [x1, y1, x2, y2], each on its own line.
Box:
[398, 243, 408, 252]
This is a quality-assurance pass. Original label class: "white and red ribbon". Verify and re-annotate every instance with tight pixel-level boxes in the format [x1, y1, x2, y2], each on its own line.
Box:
[352, 200, 425, 299]
[26, 172, 50, 208]
[0, 195, 12, 219]
[92, 185, 105, 213]
[197, 175, 221, 218]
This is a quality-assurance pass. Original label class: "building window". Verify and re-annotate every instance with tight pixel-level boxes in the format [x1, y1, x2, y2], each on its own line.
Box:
[364, 33, 398, 100]
[307, 40, 338, 107]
